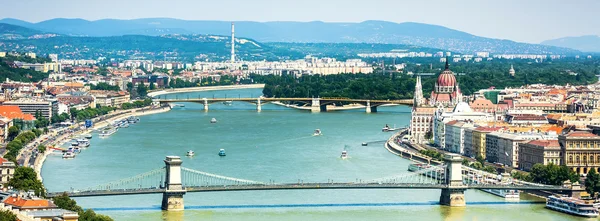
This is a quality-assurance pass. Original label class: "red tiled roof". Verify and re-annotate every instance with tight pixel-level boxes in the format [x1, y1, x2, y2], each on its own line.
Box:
[565, 131, 600, 138]
[474, 126, 504, 132]
[0, 157, 7, 164]
[3, 196, 56, 209]
[0, 105, 36, 121]
[526, 140, 560, 148]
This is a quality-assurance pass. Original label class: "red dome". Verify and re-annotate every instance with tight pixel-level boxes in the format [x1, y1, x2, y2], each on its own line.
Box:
[437, 70, 456, 87]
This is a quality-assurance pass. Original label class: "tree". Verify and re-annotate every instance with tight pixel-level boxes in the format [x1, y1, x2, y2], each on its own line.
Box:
[585, 168, 600, 196]
[0, 210, 17, 221]
[149, 82, 156, 90]
[136, 83, 148, 98]
[53, 193, 83, 213]
[483, 166, 497, 174]
[8, 167, 45, 197]
[462, 159, 470, 166]
[475, 155, 485, 165]
[43, 127, 49, 134]
[37, 145, 46, 153]
[8, 126, 19, 140]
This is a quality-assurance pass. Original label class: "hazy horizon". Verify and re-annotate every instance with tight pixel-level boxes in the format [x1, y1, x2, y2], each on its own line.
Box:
[2, 0, 599, 43]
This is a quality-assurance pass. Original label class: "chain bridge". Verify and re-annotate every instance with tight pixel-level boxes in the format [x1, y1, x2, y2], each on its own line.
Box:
[47, 154, 572, 211]
[154, 95, 413, 113]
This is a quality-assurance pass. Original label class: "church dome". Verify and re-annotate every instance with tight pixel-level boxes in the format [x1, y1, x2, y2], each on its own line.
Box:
[437, 70, 456, 87]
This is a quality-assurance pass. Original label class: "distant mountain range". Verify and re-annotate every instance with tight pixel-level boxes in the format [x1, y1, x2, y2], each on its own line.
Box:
[541, 35, 600, 53]
[0, 18, 580, 54]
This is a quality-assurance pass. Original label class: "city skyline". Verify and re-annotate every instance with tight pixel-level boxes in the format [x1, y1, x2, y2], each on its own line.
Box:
[1, 0, 599, 44]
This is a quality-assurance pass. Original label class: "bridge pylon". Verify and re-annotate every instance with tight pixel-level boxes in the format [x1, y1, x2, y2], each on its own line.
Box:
[311, 98, 322, 112]
[202, 98, 209, 111]
[257, 98, 262, 112]
[440, 154, 467, 207]
[162, 156, 187, 211]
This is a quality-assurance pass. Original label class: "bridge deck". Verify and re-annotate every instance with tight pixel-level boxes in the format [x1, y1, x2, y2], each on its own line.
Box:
[157, 98, 413, 104]
[48, 183, 568, 198]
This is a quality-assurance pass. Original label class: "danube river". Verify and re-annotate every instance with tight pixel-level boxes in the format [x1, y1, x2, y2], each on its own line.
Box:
[42, 88, 584, 221]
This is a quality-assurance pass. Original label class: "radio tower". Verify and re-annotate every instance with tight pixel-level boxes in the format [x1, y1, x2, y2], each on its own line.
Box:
[231, 22, 235, 63]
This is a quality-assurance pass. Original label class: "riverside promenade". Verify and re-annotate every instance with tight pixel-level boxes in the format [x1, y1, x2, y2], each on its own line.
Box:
[33, 105, 171, 181]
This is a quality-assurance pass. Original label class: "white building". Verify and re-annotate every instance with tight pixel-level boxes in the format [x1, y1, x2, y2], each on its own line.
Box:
[485, 131, 558, 168]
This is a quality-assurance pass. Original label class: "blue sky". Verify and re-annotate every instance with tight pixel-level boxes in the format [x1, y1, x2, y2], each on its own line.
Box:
[1, 0, 598, 43]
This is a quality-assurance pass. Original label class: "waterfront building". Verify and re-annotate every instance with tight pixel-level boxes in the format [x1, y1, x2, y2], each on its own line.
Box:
[444, 120, 475, 155]
[472, 126, 505, 159]
[25, 209, 79, 221]
[433, 102, 493, 148]
[464, 127, 475, 157]
[0, 158, 15, 187]
[486, 131, 558, 168]
[2, 195, 58, 211]
[410, 61, 464, 144]
[518, 140, 561, 171]
[89, 90, 130, 107]
[559, 131, 600, 175]
[0, 106, 35, 131]
[3, 99, 58, 119]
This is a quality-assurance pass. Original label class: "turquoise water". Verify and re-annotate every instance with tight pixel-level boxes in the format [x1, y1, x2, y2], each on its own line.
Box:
[42, 88, 588, 220]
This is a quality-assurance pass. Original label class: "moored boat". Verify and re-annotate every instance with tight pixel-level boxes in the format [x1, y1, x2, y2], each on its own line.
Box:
[546, 195, 598, 217]
[218, 149, 226, 156]
[481, 189, 520, 201]
[99, 126, 118, 138]
[62, 152, 76, 159]
[84, 134, 93, 139]
[77, 139, 90, 147]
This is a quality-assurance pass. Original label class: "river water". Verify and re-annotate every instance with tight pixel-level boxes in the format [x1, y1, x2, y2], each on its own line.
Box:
[42, 88, 587, 221]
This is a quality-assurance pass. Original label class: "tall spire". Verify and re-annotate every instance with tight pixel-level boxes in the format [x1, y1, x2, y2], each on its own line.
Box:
[414, 75, 424, 107]
[445, 57, 450, 70]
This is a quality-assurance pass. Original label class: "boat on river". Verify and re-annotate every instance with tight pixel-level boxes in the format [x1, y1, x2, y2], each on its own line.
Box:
[62, 152, 76, 159]
[210, 118, 218, 123]
[546, 195, 598, 217]
[76, 139, 90, 147]
[223, 101, 233, 106]
[481, 189, 520, 201]
[382, 124, 398, 132]
[99, 127, 118, 138]
[218, 149, 226, 156]
[313, 129, 322, 136]
[84, 134, 93, 139]
[186, 150, 195, 157]
[341, 150, 348, 159]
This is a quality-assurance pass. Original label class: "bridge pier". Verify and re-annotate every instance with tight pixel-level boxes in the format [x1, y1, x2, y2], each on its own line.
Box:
[311, 98, 321, 112]
[366, 101, 371, 113]
[257, 98, 262, 112]
[162, 156, 187, 211]
[439, 154, 466, 207]
[203, 98, 208, 111]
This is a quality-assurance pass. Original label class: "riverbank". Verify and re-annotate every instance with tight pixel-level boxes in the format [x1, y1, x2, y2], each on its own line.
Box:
[148, 84, 265, 97]
[35, 106, 172, 181]
[92, 106, 171, 130]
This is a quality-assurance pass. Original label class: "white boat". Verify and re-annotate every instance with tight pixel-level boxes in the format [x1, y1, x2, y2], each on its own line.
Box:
[481, 189, 520, 200]
[210, 118, 217, 123]
[76, 139, 90, 147]
[382, 124, 398, 132]
[62, 152, 76, 159]
[223, 101, 233, 106]
[84, 134, 93, 139]
[218, 149, 226, 156]
[70, 141, 79, 147]
[313, 129, 322, 136]
[186, 150, 195, 157]
[99, 127, 118, 138]
[120, 122, 129, 128]
[341, 150, 348, 159]
[546, 195, 598, 217]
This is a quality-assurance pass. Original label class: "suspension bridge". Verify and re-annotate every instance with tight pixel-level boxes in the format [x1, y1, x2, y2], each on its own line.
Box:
[154, 96, 413, 113]
[47, 154, 573, 211]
